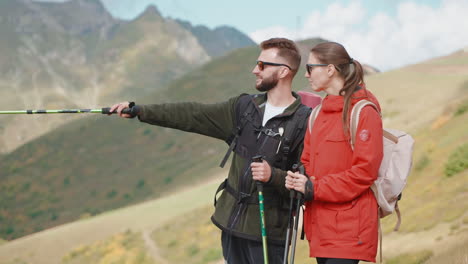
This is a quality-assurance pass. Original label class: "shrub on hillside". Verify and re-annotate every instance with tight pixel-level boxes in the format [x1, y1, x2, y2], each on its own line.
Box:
[454, 99, 468, 116]
[106, 189, 118, 199]
[445, 143, 468, 177]
[415, 154, 430, 171]
[164, 176, 172, 185]
[136, 179, 145, 189]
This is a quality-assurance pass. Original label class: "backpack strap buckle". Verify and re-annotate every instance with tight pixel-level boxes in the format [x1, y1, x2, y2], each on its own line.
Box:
[237, 191, 251, 204]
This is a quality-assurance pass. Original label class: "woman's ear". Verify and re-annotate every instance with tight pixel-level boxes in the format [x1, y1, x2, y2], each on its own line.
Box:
[327, 64, 336, 77]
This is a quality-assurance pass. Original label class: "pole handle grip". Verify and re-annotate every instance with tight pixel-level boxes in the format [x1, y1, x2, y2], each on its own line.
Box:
[252, 155, 263, 163]
[101, 106, 140, 117]
[290, 164, 300, 198]
[290, 164, 304, 199]
[252, 155, 264, 191]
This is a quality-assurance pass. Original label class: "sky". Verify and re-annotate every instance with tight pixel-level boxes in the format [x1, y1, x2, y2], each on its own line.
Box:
[44, 0, 468, 71]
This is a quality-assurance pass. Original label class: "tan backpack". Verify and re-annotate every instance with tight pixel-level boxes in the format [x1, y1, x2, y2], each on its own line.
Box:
[309, 100, 415, 230]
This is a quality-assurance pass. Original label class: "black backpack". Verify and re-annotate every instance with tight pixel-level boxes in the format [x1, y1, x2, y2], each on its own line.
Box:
[219, 94, 311, 170]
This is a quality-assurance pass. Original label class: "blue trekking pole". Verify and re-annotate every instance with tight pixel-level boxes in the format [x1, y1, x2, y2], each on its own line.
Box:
[252, 155, 269, 264]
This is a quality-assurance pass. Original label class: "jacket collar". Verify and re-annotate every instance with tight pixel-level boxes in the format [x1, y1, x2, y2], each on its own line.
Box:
[321, 88, 378, 113]
[252, 91, 303, 117]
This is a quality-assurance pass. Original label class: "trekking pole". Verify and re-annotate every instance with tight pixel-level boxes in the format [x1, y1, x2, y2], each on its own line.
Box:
[252, 155, 269, 264]
[283, 164, 299, 264]
[289, 165, 305, 264]
[0, 107, 138, 116]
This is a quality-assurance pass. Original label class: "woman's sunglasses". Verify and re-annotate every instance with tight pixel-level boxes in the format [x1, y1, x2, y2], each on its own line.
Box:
[256, 60, 292, 71]
[305, 63, 328, 74]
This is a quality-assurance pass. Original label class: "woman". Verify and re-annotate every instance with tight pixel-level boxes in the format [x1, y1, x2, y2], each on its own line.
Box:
[285, 42, 383, 264]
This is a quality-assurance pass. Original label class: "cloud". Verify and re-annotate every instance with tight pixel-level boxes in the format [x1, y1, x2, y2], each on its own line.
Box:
[249, 0, 468, 71]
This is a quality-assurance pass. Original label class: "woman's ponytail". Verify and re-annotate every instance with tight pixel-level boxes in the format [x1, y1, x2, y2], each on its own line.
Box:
[311, 42, 365, 138]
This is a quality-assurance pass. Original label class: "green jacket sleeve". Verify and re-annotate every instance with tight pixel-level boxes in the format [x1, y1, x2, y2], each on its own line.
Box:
[267, 142, 305, 197]
[137, 96, 240, 142]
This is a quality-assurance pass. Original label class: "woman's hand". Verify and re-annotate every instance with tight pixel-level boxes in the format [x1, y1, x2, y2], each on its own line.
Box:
[285, 171, 309, 194]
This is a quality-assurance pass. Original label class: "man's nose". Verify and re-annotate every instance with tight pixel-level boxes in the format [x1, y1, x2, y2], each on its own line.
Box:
[252, 65, 260, 74]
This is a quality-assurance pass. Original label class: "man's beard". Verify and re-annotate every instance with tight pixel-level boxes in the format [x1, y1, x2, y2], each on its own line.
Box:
[256, 75, 279, 92]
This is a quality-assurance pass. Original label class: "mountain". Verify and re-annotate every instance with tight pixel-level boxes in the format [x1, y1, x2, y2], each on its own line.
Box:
[0, 0, 255, 154]
[176, 19, 256, 58]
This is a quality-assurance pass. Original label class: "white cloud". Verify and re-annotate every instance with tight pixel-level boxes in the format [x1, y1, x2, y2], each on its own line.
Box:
[249, 0, 468, 71]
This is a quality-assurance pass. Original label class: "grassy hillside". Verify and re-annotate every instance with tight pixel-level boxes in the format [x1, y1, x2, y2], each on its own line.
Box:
[382, 98, 468, 233]
[61, 230, 155, 264]
[366, 50, 468, 132]
[152, 205, 223, 264]
[0, 177, 224, 263]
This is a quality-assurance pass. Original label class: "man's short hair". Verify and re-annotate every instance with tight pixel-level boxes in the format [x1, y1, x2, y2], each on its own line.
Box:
[260, 38, 301, 76]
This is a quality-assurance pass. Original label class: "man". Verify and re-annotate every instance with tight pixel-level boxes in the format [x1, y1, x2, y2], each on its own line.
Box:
[110, 38, 310, 264]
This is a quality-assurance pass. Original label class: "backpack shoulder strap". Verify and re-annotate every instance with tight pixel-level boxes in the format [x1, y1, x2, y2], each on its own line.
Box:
[350, 100, 399, 150]
[219, 94, 256, 168]
[280, 104, 312, 170]
[308, 104, 322, 134]
[349, 100, 380, 150]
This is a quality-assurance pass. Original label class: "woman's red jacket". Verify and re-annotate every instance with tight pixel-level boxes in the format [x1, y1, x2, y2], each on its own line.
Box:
[301, 89, 383, 263]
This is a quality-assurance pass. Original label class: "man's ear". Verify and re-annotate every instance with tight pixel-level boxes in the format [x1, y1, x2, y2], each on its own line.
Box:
[278, 67, 290, 79]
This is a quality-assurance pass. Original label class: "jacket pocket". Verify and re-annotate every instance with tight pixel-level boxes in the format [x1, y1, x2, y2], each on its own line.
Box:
[318, 200, 360, 241]
[315, 132, 352, 172]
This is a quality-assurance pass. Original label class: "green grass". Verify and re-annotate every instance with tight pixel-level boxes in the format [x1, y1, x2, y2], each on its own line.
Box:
[414, 154, 430, 172]
[61, 230, 155, 264]
[454, 98, 468, 116]
[386, 249, 433, 264]
[445, 143, 468, 177]
[152, 205, 223, 264]
[366, 51, 468, 132]
[0, 178, 222, 263]
[425, 235, 468, 264]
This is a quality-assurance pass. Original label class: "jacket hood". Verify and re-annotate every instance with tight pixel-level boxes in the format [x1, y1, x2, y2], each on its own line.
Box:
[321, 87, 381, 113]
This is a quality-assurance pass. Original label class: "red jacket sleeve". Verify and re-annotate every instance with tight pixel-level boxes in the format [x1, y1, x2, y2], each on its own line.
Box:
[313, 106, 383, 202]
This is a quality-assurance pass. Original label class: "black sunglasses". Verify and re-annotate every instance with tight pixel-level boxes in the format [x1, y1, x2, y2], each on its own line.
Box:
[306, 63, 329, 74]
[257, 60, 292, 71]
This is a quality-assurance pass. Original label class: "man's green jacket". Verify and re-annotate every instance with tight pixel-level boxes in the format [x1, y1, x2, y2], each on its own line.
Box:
[138, 92, 309, 244]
